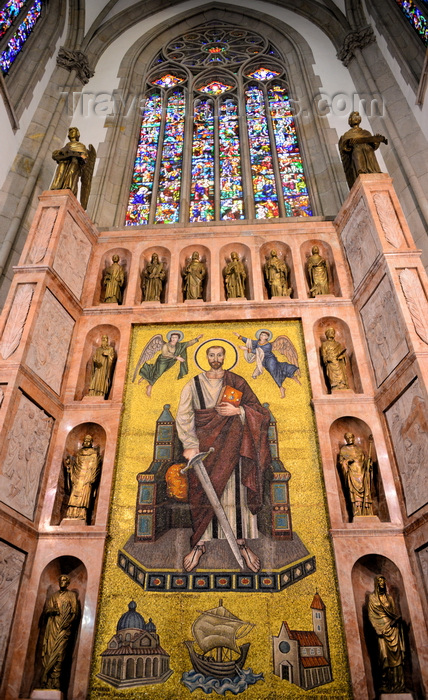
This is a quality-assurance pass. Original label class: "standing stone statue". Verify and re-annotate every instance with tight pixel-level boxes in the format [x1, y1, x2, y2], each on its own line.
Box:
[339, 111, 387, 189]
[307, 245, 329, 296]
[339, 433, 373, 517]
[223, 251, 247, 299]
[63, 434, 102, 521]
[264, 249, 291, 297]
[368, 575, 406, 694]
[183, 251, 206, 300]
[88, 335, 115, 398]
[103, 255, 125, 304]
[50, 127, 96, 209]
[141, 253, 166, 302]
[40, 575, 79, 690]
[321, 327, 349, 391]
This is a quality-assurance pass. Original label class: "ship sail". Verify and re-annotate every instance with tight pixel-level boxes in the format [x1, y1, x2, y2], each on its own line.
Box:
[192, 602, 254, 655]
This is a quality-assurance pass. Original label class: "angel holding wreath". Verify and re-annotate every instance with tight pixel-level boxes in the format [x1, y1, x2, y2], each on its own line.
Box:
[233, 328, 300, 398]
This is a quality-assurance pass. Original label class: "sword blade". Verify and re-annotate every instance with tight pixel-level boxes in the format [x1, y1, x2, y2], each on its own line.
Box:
[193, 458, 245, 570]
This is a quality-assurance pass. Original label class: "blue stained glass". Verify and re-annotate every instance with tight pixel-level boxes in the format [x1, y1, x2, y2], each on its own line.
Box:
[189, 99, 215, 222]
[246, 67, 280, 80]
[126, 93, 162, 226]
[219, 99, 244, 219]
[0, 0, 26, 40]
[269, 84, 312, 217]
[395, 0, 428, 44]
[155, 90, 186, 224]
[245, 85, 279, 219]
[1, 0, 42, 74]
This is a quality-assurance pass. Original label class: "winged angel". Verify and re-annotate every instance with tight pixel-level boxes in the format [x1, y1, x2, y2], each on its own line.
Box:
[234, 329, 300, 398]
[133, 331, 203, 397]
[50, 126, 96, 210]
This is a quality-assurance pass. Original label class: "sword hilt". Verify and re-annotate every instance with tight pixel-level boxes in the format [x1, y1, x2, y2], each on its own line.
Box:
[180, 447, 215, 474]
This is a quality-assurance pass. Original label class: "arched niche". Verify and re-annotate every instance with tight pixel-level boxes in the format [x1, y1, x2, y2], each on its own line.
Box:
[179, 245, 211, 302]
[351, 554, 423, 699]
[329, 416, 389, 523]
[219, 243, 252, 301]
[74, 325, 120, 401]
[138, 246, 171, 304]
[93, 248, 131, 306]
[21, 556, 87, 699]
[259, 241, 296, 300]
[314, 316, 362, 394]
[50, 423, 106, 526]
[300, 239, 341, 297]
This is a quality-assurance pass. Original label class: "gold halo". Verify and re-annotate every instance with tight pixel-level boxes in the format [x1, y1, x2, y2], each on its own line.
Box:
[194, 339, 238, 372]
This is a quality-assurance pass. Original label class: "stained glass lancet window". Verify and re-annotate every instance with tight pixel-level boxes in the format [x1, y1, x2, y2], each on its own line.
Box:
[125, 24, 312, 225]
[394, 0, 428, 44]
[0, 0, 42, 74]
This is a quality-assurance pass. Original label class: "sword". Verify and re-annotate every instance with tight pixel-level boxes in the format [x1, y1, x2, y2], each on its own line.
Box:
[181, 448, 245, 570]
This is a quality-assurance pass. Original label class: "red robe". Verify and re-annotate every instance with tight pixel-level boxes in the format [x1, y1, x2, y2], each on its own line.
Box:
[187, 370, 271, 546]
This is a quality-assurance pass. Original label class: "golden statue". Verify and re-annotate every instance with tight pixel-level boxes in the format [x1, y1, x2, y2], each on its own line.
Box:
[88, 335, 115, 398]
[103, 255, 125, 304]
[321, 327, 349, 391]
[50, 126, 96, 209]
[142, 253, 166, 302]
[264, 249, 291, 297]
[339, 433, 373, 517]
[223, 251, 247, 299]
[40, 575, 79, 690]
[64, 434, 102, 521]
[368, 575, 406, 694]
[183, 251, 206, 300]
[307, 245, 329, 296]
[339, 111, 387, 189]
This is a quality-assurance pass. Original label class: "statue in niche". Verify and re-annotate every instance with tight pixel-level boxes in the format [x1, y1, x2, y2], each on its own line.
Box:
[87, 335, 116, 398]
[368, 575, 406, 694]
[339, 432, 374, 517]
[63, 434, 102, 521]
[223, 251, 247, 299]
[50, 127, 96, 209]
[264, 249, 291, 297]
[102, 255, 125, 304]
[307, 245, 329, 296]
[321, 327, 349, 391]
[183, 251, 206, 300]
[141, 253, 166, 302]
[40, 575, 79, 690]
[339, 111, 387, 189]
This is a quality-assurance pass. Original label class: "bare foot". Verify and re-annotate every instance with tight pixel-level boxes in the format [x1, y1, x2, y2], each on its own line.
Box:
[238, 540, 261, 572]
[183, 543, 206, 572]
[280, 386, 286, 398]
[146, 384, 152, 397]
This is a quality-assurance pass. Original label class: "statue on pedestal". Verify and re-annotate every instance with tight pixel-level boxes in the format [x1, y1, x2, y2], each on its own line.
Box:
[40, 575, 79, 690]
[141, 253, 166, 302]
[183, 251, 206, 300]
[50, 127, 96, 209]
[264, 249, 291, 297]
[339, 432, 373, 517]
[339, 111, 387, 189]
[368, 575, 406, 694]
[103, 255, 125, 304]
[64, 434, 102, 521]
[88, 335, 115, 398]
[321, 327, 349, 391]
[224, 251, 247, 299]
[307, 246, 329, 296]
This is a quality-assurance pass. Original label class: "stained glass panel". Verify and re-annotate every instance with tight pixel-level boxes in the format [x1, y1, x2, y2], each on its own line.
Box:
[189, 99, 215, 221]
[151, 73, 183, 88]
[125, 93, 162, 226]
[245, 86, 279, 219]
[198, 80, 232, 95]
[219, 99, 244, 220]
[246, 67, 280, 80]
[395, 0, 428, 44]
[0, 0, 26, 40]
[1, 0, 42, 74]
[155, 90, 186, 224]
[269, 84, 312, 217]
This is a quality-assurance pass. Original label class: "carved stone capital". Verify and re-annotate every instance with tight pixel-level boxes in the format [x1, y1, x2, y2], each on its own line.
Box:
[337, 26, 376, 67]
[57, 47, 94, 84]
